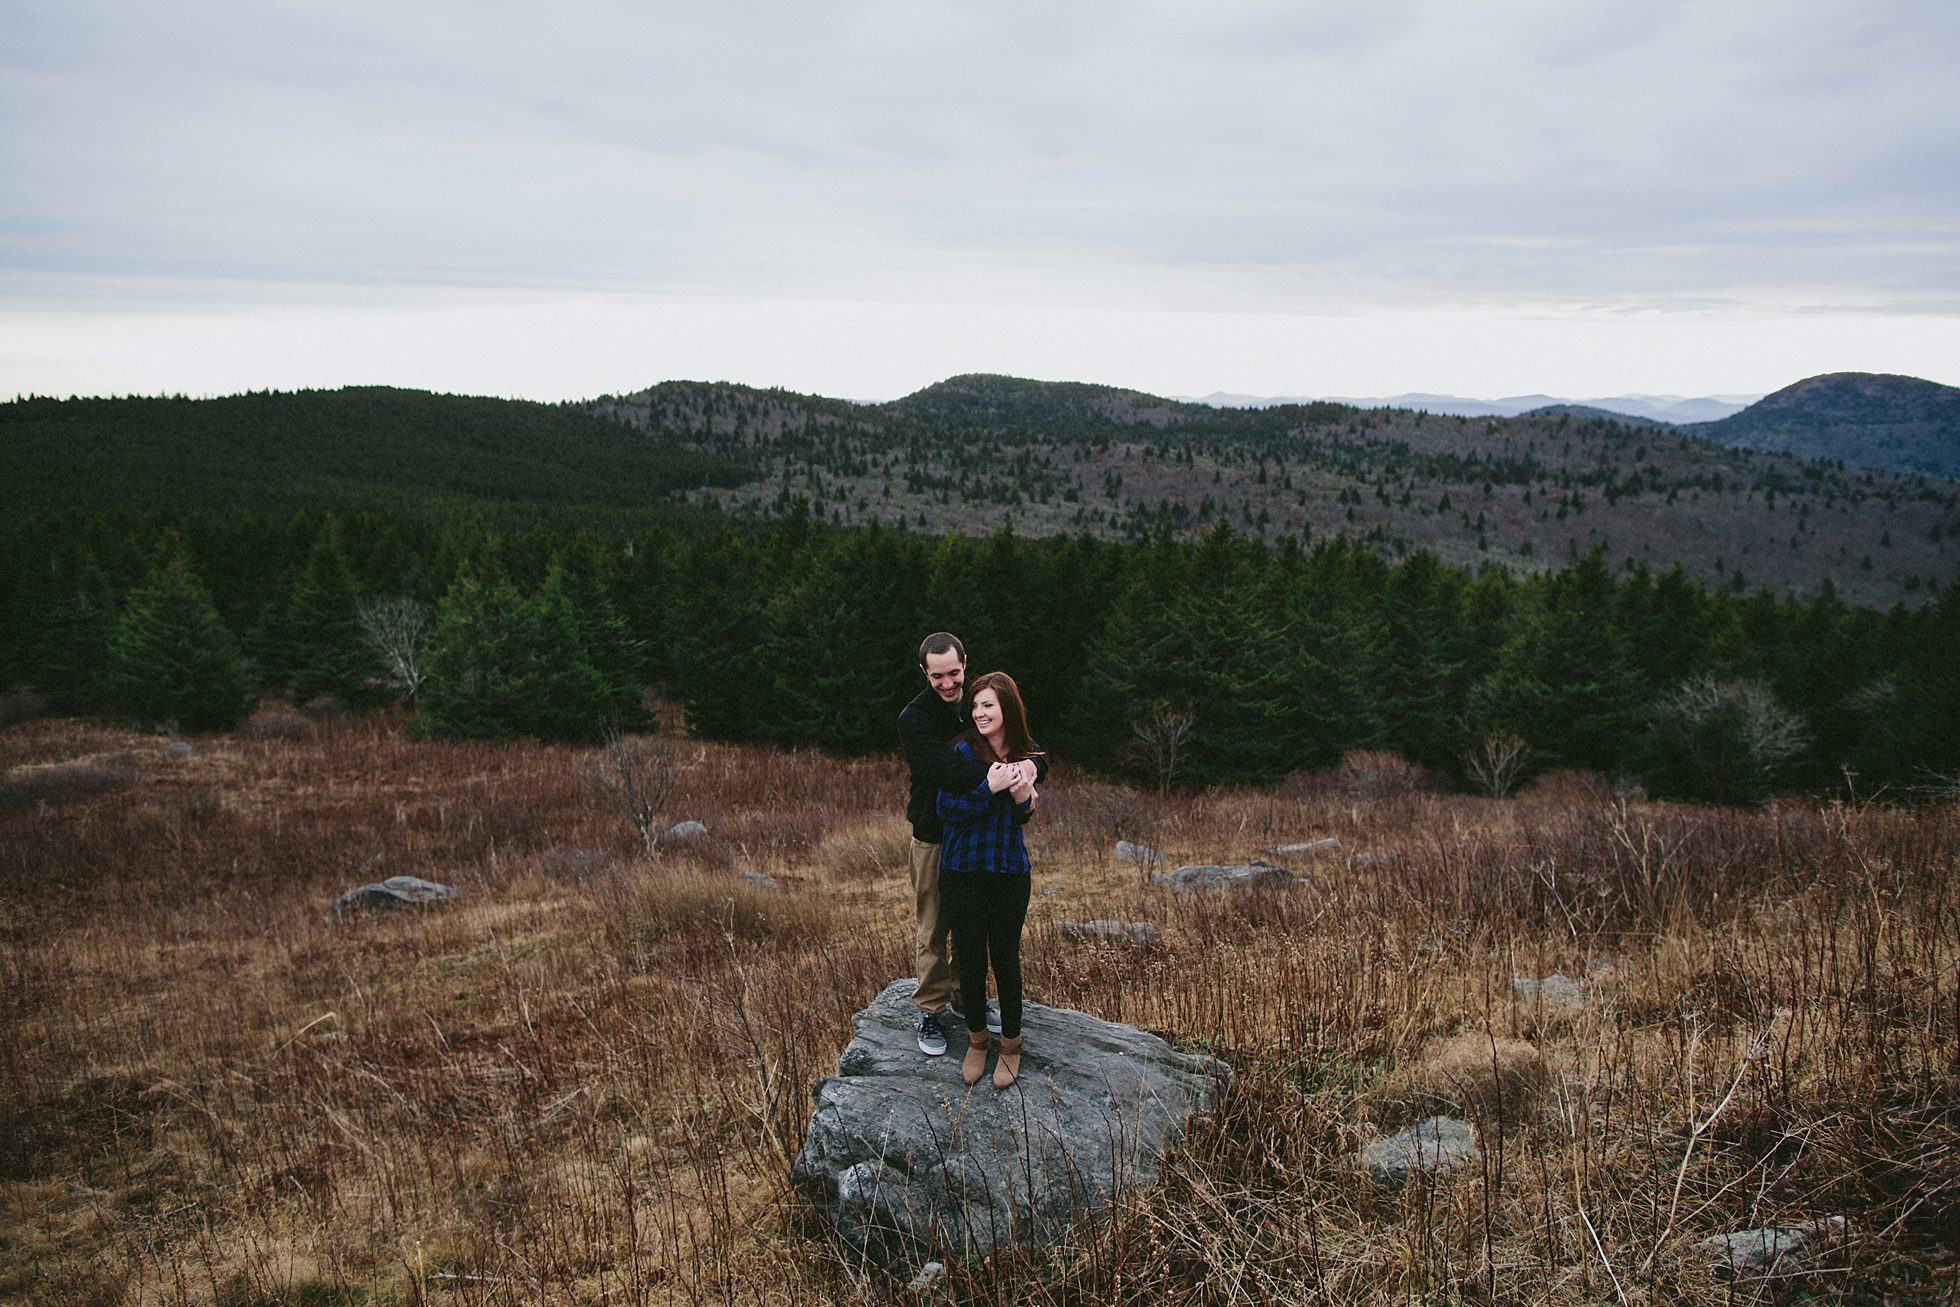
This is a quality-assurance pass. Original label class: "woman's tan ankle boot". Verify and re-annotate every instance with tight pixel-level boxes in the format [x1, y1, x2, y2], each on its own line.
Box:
[993, 1035, 1022, 1089]
[962, 1031, 991, 1086]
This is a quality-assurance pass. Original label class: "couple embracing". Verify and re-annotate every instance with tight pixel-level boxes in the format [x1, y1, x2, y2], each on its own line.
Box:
[898, 632, 1047, 1089]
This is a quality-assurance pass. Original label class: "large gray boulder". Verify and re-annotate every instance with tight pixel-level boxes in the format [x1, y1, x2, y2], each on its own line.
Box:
[1152, 859, 1299, 893]
[793, 979, 1230, 1264]
[329, 875, 459, 916]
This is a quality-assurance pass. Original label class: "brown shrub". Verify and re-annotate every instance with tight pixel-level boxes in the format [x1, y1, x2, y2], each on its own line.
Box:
[244, 707, 315, 740]
[0, 687, 50, 729]
[599, 867, 839, 970]
[804, 817, 911, 883]
[1517, 769, 1618, 806]
[1336, 750, 1433, 801]
[1384, 1031, 1549, 1126]
[300, 694, 351, 717]
[0, 760, 136, 814]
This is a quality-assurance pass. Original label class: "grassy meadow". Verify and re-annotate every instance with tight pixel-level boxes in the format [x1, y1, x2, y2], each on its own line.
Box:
[1, 709, 1955, 1304]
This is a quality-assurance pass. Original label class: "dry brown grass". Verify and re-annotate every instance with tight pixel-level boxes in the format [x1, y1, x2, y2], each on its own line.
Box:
[1, 715, 1955, 1304]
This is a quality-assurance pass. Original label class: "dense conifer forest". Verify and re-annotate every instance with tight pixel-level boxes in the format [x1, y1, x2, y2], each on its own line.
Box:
[4, 380, 1956, 801]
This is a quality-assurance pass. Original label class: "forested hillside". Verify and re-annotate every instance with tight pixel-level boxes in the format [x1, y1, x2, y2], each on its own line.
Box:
[1687, 371, 1960, 480]
[4, 378, 1956, 802]
[593, 373, 1959, 608]
[3, 386, 751, 518]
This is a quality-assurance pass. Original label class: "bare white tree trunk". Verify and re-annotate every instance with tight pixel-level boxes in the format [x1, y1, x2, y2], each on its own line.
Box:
[357, 597, 432, 702]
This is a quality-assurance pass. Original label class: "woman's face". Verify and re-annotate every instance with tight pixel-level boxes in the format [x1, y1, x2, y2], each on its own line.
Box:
[971, 687, 1003, 738]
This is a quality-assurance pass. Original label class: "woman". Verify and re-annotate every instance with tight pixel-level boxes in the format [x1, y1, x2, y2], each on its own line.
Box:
[936, 671, 1042, 1089]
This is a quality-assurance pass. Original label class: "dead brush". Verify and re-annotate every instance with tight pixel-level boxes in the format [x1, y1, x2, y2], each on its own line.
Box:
[3, 711, 1957, 1304]
[0, 758, 136, 814]
[242, 705, 314, 740]
[804, 817, 911, 883]
[597, 866, 842, 971]
[1380, 1031, 1551, 1127]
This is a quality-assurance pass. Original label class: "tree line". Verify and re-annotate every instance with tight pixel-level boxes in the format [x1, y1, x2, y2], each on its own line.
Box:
[3, 501, 1954, 804]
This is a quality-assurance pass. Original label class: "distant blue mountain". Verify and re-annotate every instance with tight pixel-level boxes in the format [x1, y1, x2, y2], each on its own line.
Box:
[1191, 390, 1759, 425]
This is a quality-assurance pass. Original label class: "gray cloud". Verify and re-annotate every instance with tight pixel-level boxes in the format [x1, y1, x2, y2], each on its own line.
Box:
[4, 0, 1957, 316]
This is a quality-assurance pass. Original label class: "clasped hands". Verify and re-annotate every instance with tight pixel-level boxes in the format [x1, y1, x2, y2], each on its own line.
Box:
[986, 759, 1039, 806]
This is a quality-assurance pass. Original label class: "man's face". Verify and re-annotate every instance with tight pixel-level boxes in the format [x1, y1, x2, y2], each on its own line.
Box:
[922, 649, 966, 705]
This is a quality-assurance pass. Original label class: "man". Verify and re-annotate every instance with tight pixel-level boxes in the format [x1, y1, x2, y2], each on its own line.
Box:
[898, 632, 1042, 1055]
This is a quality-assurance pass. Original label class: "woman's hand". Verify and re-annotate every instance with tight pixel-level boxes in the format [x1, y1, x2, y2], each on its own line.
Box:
[986, 761, 1018, 793]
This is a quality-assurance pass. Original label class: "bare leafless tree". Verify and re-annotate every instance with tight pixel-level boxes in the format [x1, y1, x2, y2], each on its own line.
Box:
[1465, 730, 1530, 799]
[1651, 675, 1809, 805]
[357, 596, 432, 702]
[578, 723, 674, 849]
[1131, 703, 1195, 793]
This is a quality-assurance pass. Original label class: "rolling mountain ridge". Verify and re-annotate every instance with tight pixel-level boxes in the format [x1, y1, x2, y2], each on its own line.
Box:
[1686, 372, 1960, 480]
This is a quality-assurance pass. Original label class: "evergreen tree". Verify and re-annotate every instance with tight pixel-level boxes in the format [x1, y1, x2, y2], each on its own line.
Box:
[16, 543, 117, 713]
[416, 565, 612, 742]
[761, 524, 923, 752]
[1471, 550, 1644, 776]
[559, 546, 652, 730]
[105, 545, 251, 732]
[283, 517, 372, 704]
[1373, 550, 1466, 773]
[665, 526, 771, 740]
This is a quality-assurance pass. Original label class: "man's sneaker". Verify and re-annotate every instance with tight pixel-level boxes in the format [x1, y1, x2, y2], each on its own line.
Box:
[949, 999, 1003, 1035]
[916, 1010, 949, 1056]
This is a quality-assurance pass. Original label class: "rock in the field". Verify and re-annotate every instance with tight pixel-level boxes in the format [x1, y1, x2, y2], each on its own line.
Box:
[1697, 1216, 1846, 1275]
[1267, 837, 1340, 857]
[906, 1261, 947, 1292]
[1356, 1116, 1480, 1189]
[664, 819, 709, 841]
[740, 870, 779, 888]
[1347, 849, 1396, 870]
[1152, 859, 1298, 893]
[793, 979, 1230, 1264]
[163, 741, 194, 758]
[1512, 974, 1587, 1010]
[329, 875, 459, 916]
[1113, 839, 1160, 865]
[1058, 920, 1157, 946]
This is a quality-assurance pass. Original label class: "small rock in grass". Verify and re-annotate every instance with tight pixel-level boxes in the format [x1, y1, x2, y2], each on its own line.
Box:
[1114, 839, 1160, 865]
[1697, 1216, 1846, 1275]
[1512, 974, 1587, 1010]
[665, 820, 709, 840]
[1059, 920, 1157, 946]
[1152, 860, 1298, 893]
[330, 875, 460, 916]
[1356, 1116, 1479, 1189]
[1267, 837, 1340, 856]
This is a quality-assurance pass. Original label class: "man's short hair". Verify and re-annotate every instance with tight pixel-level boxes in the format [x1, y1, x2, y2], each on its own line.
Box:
[918, 632, 966, 667]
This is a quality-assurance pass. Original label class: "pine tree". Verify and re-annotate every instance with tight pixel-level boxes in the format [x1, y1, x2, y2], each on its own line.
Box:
[283, 517, 371, 705]
[105, 545, 251, 732]
[1471, 549, 1644, 776]
[559, 548, 652, 730]
[416, 565, 612, 742]
[1374, 550, 1466, 773]
[16, 543, 117, 713]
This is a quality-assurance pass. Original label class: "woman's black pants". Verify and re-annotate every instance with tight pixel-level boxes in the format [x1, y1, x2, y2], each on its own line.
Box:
[939, 871, 1031, 1040]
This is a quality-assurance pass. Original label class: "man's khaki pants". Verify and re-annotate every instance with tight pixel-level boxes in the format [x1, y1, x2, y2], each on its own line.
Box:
[909, 838, 956, 1013]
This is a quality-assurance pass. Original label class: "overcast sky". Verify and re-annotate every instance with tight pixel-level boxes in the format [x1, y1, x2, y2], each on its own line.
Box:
[4, 1, 1958, 403]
